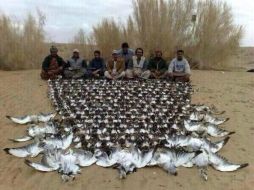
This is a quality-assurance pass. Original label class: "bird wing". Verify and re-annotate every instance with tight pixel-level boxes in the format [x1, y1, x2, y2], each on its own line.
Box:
[4, 147, 30, 157]
[204, 115, 229, 125]
[42, 138, 62, 149]
[192, 151, 209, 167]
[174, 150, 201, 167]
[38, 113, 56, 122]
[73, 150, 97, 167]
[4, 142, 43, 158]
[134, 149, 154, 168]
[207, 124, 234, 138]
[25, 160, 58, 172]
[41, 149, 62, 168]
[209, 152, 248, 172]
[42, 133, 73, 150]
[9, 136, 33, 143]
[62, 133, 74, 150]
[96, 151, 117, 167]
[6, 115, 32, 125]
[184, 120, 205, 132]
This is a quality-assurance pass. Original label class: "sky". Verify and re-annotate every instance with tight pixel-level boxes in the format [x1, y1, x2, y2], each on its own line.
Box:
[0, 0, 253, 46]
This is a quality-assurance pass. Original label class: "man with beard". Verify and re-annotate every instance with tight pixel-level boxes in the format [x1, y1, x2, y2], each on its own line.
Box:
[167, 49, 191, 82]
[88, 50, 106, 78]
[147, 50, 167, 79]
[126, 48, 150, 79]
[40, 46, 65, 80]
[104, 50, 126, 80]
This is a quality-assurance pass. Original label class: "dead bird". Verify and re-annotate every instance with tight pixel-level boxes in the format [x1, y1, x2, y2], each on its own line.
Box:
[148, 147, 202, 176]
[189, 112, 229, 125]
[192, 150, 249, 180]
[4, 139, 44, 158]
[95, 146, 154, 179]
[165, 134, 230, 153]
[25, 148, 96, 181]
[6, 113, 56, 125]
[192, 104, 225, 115]
[9, 136, 33, 143]
[41, 132, 73, 150]
[27, 121, 59, 137]
[184, 120, 234, 137]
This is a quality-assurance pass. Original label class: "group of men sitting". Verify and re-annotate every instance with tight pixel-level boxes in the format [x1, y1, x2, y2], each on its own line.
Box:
[41, 42, 191, 82]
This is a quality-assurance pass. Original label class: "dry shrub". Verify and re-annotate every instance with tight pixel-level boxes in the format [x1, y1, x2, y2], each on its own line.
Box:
[71, 29, 95, 61]
[0, 10, 47, 70]
[127, 0, 197, 61]
[84, 0, 242, 69]
[72, 19, 124, 62]
[92, 19, 124, 60]
[1, 0, 242, 70]
[192, 0, 243, 69]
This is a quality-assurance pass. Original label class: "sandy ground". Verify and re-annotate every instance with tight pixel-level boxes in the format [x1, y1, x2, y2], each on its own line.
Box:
[0, 70, 253, 190]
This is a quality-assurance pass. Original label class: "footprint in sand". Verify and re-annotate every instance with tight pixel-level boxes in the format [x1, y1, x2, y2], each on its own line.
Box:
[227, 165, 254, 190]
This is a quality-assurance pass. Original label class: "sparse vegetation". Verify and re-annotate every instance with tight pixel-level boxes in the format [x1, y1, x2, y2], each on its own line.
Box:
[0, 0, 243, 70]
[86, 0, 243, 69]
[92, 19, 125, 60]
[71, 29, 94, 60]
[0, 10, 47, 70]
[191, 0, 243, 69]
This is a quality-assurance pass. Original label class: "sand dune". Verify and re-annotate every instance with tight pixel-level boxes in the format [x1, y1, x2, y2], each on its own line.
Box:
[0, 70, 253, 190]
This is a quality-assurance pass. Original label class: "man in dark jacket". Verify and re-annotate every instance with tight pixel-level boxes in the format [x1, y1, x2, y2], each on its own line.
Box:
[63, 49, 88, 79]
[40, 46, 65, 80]
[147, 50, 167, 79]
[88, 50, 105, 78]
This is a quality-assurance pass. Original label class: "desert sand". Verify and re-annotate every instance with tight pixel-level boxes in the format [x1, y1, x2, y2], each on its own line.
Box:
[0, 70, 253, 190]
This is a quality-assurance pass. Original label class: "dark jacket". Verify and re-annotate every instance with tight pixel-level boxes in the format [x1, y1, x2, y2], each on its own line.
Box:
[147, 57, 167, 72]
[42, 55, 65, 71]
[88, 58, 106, 75]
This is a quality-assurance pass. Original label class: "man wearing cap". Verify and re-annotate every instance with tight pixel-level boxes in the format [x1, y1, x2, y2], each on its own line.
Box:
[105, 50, 126, 80]
[147, 50, 167, 79]
[88, 50, 106, 78]
[166, 49, 191, 82]
[63, 49, 88, 79]
[117, 42, 134, 69]
[126, 48, 150, 79]
[41, 46, 65, 80]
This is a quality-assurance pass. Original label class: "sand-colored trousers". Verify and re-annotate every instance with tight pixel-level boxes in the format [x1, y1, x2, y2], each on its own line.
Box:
[104, 71, 126, 79]
[64, 69, 86, 79]
[163, 71, 190, 82]
[126, 69, 151, 79]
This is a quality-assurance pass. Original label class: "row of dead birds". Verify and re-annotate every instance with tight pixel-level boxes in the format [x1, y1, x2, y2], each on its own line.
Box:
[3, 79, 248, 181]
[48, 79, 191, 124]
[4, 105, 248, 181]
